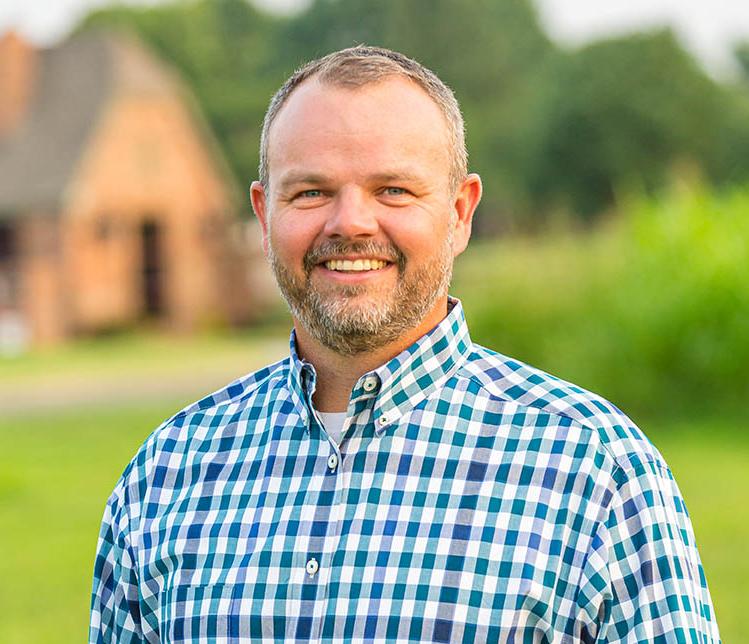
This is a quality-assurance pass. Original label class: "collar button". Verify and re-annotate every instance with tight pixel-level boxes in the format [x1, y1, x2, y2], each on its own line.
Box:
[362, 375, 378, 392]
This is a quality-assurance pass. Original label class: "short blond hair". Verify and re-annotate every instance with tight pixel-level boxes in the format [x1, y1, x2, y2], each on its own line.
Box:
[258, 45, 467, 192]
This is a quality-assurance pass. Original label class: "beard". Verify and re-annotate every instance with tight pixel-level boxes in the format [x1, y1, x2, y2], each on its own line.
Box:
[268, 234, 454, 356]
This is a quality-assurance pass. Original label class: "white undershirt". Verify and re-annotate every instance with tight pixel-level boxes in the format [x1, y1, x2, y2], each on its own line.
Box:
[317, 411, 347, 445]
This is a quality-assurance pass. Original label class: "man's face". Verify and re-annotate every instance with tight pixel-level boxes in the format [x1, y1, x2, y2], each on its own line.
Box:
[252, 76, 478, 356]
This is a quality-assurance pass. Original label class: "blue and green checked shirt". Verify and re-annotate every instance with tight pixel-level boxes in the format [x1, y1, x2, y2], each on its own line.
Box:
[90, 299, 719, 643]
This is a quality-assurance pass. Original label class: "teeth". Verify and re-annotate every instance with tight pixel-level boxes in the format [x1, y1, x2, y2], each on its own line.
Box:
[324, 259, 388, 272]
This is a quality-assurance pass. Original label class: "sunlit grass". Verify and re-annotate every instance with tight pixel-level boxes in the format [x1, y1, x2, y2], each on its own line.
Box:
[648, 415, 749, 641]
[0, 403, 175, 643]
[0, 324, 289, 383]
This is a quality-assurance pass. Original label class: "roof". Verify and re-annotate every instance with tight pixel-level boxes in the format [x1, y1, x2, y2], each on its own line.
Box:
[0, 33, 113, 215]
[0, 30, 240, 218]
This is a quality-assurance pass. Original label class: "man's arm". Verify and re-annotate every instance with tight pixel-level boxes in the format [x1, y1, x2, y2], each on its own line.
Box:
[89, 485, 145, 644]
[576, 458, 720, 642]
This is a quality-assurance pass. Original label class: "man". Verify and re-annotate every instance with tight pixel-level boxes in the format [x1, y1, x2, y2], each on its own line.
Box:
[90, 46, 719, 643]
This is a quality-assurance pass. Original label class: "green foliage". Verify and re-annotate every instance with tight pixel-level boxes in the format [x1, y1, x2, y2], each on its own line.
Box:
[523, 31, 733, 218]
[613, 185, 749, 408]
[735, 40, 749, 81]
[456, 183, 749, 414]
[707, 81, 749, 186]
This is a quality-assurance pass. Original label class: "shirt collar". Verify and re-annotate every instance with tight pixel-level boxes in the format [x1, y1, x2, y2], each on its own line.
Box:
[287, 333, 315, 426]
[287, 296, 472, 435]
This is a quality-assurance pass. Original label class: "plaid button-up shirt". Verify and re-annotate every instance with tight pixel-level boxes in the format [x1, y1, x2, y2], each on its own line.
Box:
[90, 299, 719, 643]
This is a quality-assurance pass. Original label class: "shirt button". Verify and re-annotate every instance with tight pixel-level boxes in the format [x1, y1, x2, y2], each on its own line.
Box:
[306, 557, 319, 577]
[327, 453, 338, 471]
[362, 375, 378, 392]
[378, 415, 389, 426]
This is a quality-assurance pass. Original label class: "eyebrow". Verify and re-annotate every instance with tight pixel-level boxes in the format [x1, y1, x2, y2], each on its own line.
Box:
[367, 171, 427, 185]
[277, 169, 429, 192]
[277, 173, 328, 192]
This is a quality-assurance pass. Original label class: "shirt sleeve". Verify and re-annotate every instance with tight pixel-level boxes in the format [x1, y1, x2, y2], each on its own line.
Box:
[89, 481, 145, 644]
[576, 458, 721, 643]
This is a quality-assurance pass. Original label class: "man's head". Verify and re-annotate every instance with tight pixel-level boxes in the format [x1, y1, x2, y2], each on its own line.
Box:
[251, 46, 482, 357]
[258, 46, 468, 194]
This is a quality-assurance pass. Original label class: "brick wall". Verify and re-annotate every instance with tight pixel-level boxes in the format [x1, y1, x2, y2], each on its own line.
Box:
[64, 88, 256, 333]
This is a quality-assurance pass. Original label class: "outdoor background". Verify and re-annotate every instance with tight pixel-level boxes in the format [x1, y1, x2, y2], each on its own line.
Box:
[1, 0, 748, 641]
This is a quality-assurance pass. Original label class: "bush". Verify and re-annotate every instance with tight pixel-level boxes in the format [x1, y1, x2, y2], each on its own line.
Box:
[455, 184, 749, 416]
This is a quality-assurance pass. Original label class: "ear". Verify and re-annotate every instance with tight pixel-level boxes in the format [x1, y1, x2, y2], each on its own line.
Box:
[450, 173, 482, 257]
[250, 180, 270, 255]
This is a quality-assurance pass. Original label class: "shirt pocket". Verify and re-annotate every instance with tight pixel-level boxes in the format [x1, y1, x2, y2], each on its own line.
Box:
[161, 583, 239, 643]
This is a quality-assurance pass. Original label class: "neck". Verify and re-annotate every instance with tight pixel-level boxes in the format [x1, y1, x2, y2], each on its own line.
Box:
[294, 296, 449, 412]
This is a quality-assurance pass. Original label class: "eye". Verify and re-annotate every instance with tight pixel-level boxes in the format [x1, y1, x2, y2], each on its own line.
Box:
[382, 187, 408, 196]
[297, 189, 323, 199]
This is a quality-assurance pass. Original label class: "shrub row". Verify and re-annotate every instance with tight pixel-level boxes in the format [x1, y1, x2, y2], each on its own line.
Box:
[455, 184, 749, 417]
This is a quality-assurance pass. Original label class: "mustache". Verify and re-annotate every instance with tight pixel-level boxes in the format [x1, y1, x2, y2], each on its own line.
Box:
[303, 240, 406, 275]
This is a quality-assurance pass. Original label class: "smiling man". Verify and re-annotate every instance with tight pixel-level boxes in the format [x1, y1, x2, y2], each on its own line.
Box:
[90, 47, 719, 643]
[251, 69, 478, 415]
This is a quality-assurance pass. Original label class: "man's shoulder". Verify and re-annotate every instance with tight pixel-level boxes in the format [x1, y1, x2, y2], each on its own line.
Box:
[459, 343, 664, 473]
[122, 356, 292, 475]
[165, 356, 291, 427]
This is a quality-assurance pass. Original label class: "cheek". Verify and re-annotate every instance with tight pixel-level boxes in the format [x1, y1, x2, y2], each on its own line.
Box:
[269, 217, 319, 262]
[383, 215, 451, 259]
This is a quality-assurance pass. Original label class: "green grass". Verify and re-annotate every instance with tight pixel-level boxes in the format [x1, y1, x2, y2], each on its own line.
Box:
[646, 415, 749, 641]
[0, 325, 289, 384]
[0, 404, 745, 642]
[0, 326, 291, 416]
[0, 403, 178, 643]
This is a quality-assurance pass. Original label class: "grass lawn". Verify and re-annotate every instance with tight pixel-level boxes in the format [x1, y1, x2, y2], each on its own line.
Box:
[0, 326, 287, 382]
[0, 402, 180, 643]
[646, 415, 749, 641]
[0, 400, 745, 642]
[0, 326, 290, 414]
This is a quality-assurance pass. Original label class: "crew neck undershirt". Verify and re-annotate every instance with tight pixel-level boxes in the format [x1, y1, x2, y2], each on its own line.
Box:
[317, 411, 347, 445]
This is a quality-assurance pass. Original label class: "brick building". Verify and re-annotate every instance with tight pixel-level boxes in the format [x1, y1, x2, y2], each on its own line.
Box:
[0, 30, 269, 351]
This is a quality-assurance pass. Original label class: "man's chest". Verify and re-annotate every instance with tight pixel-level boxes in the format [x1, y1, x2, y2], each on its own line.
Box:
[135, 410, 612, 642]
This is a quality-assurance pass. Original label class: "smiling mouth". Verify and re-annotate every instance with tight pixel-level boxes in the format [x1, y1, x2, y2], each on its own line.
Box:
[323, 259, 390, 272]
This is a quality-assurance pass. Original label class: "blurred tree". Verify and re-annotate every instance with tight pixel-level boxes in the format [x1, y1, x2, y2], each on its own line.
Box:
[523, 30, 731, 219]
[735, 41, 749, 81]
[706, 90, 749, 187]
[722, 41, 749, 183]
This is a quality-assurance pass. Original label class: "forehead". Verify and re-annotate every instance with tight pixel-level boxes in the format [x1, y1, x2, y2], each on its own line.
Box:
[266, 77, 451, 185]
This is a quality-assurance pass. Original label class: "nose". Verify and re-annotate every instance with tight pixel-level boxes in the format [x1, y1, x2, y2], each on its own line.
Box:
[323, 186, 379, 239]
